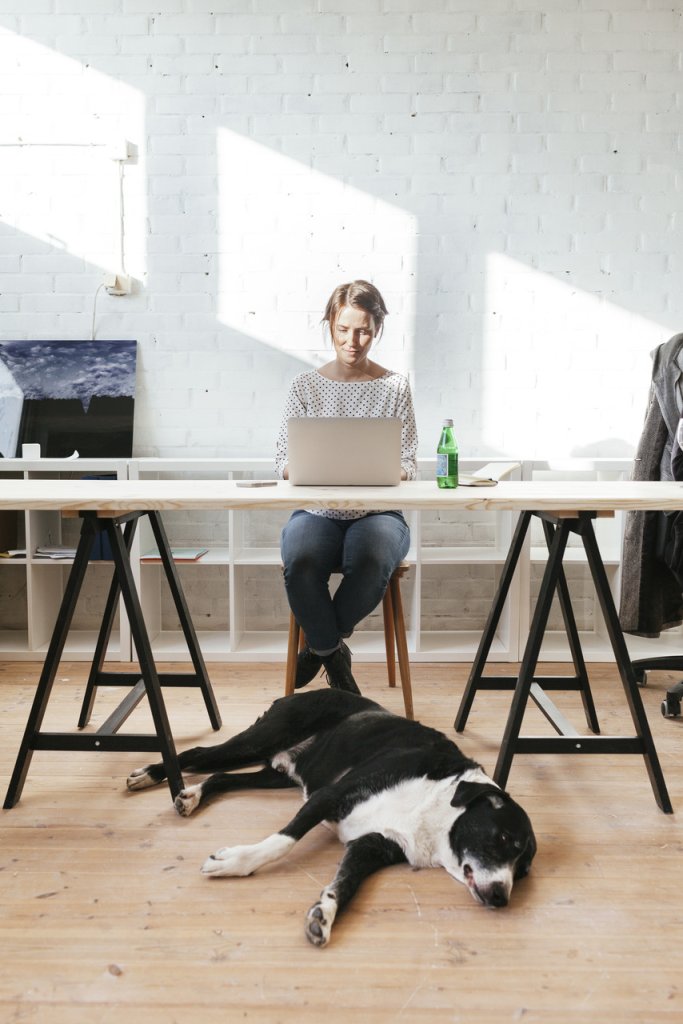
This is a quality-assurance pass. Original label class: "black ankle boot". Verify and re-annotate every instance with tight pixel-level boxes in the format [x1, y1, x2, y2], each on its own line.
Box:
[295, 646, 323, 688]
[322, 643, 360, 694]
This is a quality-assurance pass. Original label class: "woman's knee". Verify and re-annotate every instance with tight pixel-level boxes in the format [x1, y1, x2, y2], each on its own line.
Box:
[282, 549, 323, 582]
[344, 515, 409, 574]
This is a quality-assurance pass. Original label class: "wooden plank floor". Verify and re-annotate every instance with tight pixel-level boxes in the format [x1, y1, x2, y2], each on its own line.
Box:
[1, 659, 682, 1023]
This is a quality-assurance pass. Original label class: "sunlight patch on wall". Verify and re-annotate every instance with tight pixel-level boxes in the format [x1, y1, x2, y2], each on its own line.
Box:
[482, 252, 673, 458]
[216, 127, 417, 376]
[0, 28, 145, 276]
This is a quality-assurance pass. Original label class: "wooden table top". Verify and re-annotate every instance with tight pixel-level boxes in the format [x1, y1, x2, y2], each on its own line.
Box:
[1, 478, 683, 514]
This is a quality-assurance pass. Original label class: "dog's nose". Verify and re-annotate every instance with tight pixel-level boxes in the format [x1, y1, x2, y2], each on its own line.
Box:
[487, 883, 508, 908]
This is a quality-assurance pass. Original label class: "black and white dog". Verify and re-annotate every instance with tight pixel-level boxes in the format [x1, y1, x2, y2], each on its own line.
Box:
[127, 690, 536, 947]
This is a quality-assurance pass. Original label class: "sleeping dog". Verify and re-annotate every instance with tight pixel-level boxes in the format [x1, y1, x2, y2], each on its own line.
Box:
[127, 690, 536, 947]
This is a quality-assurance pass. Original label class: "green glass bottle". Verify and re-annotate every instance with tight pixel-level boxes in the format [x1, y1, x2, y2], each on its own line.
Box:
[436, 418, 458, 488]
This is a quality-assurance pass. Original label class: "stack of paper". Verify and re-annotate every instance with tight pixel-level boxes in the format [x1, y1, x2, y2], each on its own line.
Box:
[35, 546, 78, 559]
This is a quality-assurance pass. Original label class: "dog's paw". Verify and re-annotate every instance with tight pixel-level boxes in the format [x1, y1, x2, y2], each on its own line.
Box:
[126, 765, 159, 791]
[201, 844, 257, 877]
[174, 784, 202, 817]
[201, 833, 296, 878]
[304, 890, 338, 948]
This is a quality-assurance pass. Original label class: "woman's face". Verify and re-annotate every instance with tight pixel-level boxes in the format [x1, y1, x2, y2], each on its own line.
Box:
[331, 305, 376, 369]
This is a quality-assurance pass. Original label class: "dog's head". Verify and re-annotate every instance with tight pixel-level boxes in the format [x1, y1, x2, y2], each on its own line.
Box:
[447, 779, 536, 909]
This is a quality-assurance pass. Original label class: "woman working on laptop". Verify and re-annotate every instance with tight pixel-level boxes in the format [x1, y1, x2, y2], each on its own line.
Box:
[276, 280, 418, 693]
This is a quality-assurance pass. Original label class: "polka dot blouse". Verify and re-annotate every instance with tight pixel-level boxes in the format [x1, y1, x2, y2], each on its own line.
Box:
[275, 369, 418, 520]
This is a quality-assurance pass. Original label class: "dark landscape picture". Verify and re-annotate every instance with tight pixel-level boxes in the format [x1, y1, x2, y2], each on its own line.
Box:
[0, 340, 137, 458]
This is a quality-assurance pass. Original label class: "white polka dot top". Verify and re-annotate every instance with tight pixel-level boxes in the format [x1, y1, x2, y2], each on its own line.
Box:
[275, 369, 418, 520]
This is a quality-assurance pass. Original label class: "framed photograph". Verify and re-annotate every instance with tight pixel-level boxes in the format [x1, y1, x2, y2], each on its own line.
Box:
[0, 339, 137, 458]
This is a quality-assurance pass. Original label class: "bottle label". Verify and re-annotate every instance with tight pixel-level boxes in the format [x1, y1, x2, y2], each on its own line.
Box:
[437, 453, 457, 472]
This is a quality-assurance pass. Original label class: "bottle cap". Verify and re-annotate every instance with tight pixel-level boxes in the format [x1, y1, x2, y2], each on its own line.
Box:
[442, 418, 454, 427]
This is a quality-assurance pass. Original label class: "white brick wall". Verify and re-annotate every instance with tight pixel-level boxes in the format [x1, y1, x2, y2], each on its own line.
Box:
[1, 0, 681, 462]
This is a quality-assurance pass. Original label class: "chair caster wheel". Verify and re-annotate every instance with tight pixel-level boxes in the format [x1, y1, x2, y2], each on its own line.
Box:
[634, 669, 647, 687]
[661, 696, 681, 719]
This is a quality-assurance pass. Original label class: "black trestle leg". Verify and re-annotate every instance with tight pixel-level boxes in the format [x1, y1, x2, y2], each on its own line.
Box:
[5, 508, 225, 809]
[105, 515, 185, 798]
[452, 508, 672, 813]
[4, 517, 98, 808]
[77, 517, 136, 729]
[148, 511, 221, 730]
[454, 511, 532, 732]
[493, 519, 571, 789]
[540, 518, 600, 734]
[579, 517, 672, 814]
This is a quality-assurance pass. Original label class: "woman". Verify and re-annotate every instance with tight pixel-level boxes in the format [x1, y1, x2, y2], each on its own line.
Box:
[276, 280, 418, 693]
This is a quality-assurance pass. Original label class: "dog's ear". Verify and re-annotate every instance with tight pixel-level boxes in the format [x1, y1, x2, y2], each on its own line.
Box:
[451, 780, 506, 810]
[514, 832, 538, 879]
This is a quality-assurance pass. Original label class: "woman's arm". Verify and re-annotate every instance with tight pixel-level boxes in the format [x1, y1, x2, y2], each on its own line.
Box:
[397, 379, 418, 481]
[275, 378, 307, 479]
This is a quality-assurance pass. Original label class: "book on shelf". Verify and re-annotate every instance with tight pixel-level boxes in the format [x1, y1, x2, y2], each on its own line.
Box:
[34, 545, 78, 559]
[0, 549, 27, 558]
[141, 547, 209, 563]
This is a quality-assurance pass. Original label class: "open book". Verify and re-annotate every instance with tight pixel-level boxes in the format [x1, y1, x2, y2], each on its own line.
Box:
[458, 462, 521, 487]
[141, 547, 209, 563]
[459, 475, 498, 487]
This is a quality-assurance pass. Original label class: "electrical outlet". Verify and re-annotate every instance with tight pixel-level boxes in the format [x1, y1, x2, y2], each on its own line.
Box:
[112, 274, 132, 295]
[108, 139, 132, 161]
[103, 273, 132, 296]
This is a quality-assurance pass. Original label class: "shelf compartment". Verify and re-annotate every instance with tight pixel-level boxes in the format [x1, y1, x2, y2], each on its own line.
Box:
[417, 630, 511, 660]
[140, 546, 231, 566]
[147, 629, 231, 661]
[420, 545, 511, 564]
[0, 630, 30, 656]
[232, 546, 282, 565]
[530, 546, 622, 566]
[34, 630, 123, 661]
[538, 631, 623, 663]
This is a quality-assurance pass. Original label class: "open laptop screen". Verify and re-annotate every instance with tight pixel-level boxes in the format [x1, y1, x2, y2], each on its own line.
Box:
[287, 417, 402, 486]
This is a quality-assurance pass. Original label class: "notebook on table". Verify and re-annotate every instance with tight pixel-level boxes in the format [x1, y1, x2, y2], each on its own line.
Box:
[287, 417, 402, 486]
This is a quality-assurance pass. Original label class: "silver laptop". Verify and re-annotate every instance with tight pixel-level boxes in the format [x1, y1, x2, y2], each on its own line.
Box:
[287, 417, 402, 486]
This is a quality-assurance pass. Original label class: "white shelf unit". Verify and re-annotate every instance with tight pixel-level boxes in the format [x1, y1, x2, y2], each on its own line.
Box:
[0, 459, 130, 662]
[3, 456, 681, 666]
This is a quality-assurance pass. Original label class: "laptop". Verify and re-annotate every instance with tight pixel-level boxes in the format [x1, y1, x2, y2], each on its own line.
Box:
[287, 417, 402, 486]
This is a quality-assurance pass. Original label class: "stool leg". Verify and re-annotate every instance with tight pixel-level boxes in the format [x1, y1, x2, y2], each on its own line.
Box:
[285, 614, 300, 696]
[390, 575, 414, 720]
[383, 587, 397, 687]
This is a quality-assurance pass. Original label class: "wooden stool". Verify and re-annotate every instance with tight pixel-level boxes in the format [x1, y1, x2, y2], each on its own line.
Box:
[284, 563, 413, 719]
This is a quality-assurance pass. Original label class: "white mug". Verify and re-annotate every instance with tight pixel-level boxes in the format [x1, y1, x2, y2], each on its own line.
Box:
[21, 443, 41, 459]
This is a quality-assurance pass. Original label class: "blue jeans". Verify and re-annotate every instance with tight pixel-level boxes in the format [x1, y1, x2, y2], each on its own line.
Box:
[280, 511, 410, 655]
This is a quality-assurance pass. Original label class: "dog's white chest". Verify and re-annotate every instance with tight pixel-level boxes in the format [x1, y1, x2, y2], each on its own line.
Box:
[334, 777, 461, 868]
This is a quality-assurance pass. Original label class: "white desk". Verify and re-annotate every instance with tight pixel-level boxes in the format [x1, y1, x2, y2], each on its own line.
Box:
[1, 479, 676, 812]
[2, 477, 683, 514]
